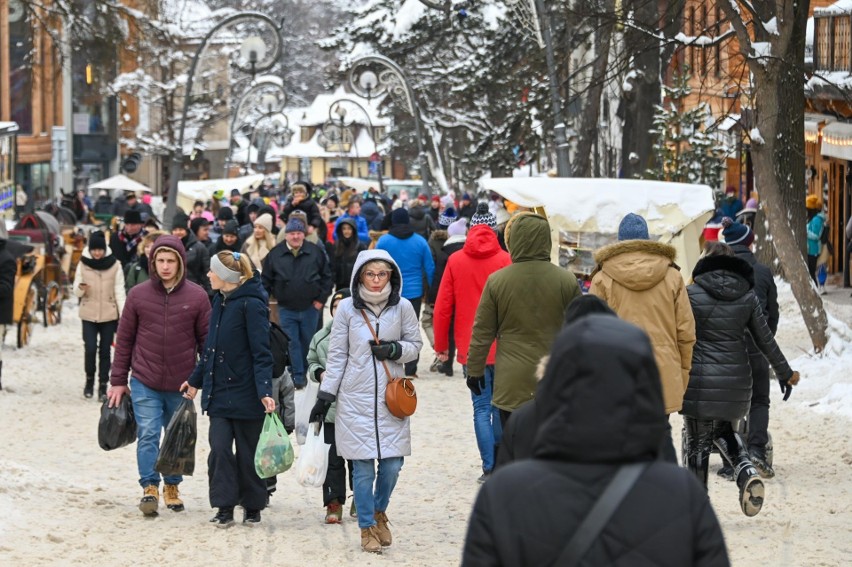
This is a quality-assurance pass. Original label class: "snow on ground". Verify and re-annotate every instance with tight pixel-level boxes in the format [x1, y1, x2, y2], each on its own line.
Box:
[0, 284, 850, 565]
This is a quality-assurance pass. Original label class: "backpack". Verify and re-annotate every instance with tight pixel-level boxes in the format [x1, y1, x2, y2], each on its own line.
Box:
[270, 320, 291, 378]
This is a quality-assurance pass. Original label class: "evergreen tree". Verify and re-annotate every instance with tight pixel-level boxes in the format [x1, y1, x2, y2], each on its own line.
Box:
[645, 72, 726, 187]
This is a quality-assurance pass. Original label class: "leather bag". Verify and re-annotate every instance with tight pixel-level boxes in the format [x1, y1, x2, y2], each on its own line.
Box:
[360, 310, 417, 418]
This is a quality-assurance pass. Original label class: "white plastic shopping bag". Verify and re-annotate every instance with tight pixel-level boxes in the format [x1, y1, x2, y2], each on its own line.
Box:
[293, 378, 319, 445]
[297, 422, 330, 487]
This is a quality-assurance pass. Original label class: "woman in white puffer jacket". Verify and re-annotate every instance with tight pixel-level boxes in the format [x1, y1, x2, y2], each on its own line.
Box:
[310, 249, 422, 554]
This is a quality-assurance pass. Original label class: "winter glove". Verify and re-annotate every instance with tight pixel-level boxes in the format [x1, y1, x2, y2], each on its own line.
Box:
[313, 368, 325, 382]
[466, 374, 485, 397]
[309, 398, 332, 424]
[369, 340, 402, 361]
[779, 371, 800, 401]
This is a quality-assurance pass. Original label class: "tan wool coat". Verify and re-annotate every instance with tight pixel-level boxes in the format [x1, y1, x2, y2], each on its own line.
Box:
[589, 240, 695, 413]
[73, 247, 126, 323]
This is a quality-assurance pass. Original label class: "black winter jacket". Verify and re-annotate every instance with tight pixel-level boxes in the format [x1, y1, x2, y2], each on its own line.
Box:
[187, 274, 273, 419]
[281, 197, 323, 230]
[261, 240, 332, 311]
[182, 232, 211, 296]
[463, 316, 729, 567]
[731, 244, 778, 334]
[683, 255, 792, 421]
[409, 205, 435, 240]
[331, 219, 366, 292]
[426, 232, 464, 304]
[0, 241, 16, 325]
[494, 398, 536, 468]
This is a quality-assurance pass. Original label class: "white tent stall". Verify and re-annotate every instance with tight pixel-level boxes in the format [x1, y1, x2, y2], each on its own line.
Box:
[177, 174, 265, 211]
[480, 177, 715, 280]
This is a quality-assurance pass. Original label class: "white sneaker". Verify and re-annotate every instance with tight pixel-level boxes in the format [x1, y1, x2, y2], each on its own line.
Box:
[820, 285, 827, 295]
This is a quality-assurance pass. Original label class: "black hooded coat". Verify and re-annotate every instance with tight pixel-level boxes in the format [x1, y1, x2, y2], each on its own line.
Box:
[463, 315, 729, 567]
[683, 255, 792, 421]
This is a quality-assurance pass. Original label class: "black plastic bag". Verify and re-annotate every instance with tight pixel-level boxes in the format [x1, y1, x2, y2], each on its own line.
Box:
[154, 399, 197, 476]
[98, 396, 137, 451]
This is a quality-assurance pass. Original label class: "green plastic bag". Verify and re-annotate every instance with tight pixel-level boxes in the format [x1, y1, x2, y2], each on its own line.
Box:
[255, 412, 294, 479]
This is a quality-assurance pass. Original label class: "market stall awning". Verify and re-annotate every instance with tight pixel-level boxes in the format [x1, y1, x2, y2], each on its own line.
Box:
[821, 121, 852, 160]
[88, 174, 153, 193]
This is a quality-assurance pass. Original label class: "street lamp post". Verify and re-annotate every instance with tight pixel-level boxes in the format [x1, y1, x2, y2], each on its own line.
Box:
[225, 79, 288, 176]
[163, 12, 282, 230]
[349, 54, 431, 197]
[326, 99, 384, 192]
[533, 0, 571, 176]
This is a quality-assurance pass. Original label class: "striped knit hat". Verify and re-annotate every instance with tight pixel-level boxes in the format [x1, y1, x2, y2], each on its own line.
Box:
[469, 202, 497, 229]
[438, 206, 457, 229]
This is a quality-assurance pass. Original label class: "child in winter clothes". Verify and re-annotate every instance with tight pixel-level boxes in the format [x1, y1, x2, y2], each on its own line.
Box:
[306, 288, 354, 524]
[73, 230, 126, 399]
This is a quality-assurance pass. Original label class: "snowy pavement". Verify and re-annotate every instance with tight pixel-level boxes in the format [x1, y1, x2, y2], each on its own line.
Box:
[0, 284, 850, 565]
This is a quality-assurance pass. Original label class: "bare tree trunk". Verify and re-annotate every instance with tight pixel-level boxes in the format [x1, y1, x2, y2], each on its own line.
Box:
[572, 1, 614, 177]
[722, 0, 828, 351]
[620, 0, 661, 178]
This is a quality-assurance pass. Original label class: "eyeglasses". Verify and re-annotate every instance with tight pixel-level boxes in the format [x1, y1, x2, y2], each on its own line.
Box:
[363, 271, 391, 280]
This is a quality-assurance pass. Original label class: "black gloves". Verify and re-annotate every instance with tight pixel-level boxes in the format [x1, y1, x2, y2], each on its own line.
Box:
[314, 368, 325, 382]
[779, 371, 800, 402]
[369, 340, 402, 361]
[466, 374, 485, 396]
[309, 398, 332, 423]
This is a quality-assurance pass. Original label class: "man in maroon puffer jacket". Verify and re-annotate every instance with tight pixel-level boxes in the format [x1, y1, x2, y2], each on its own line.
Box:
[108, 234, 211, 516]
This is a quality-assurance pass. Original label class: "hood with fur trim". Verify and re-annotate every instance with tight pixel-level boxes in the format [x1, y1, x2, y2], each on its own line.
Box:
[594, 240, 678, 292]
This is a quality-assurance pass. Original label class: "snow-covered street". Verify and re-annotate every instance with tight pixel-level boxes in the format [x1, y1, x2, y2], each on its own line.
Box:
[0, 283, 850, 566]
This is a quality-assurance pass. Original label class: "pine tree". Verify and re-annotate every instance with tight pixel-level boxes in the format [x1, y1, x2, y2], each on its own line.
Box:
[644, 71, 726, 186]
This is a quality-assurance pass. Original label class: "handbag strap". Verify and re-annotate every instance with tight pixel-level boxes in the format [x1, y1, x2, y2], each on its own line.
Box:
[553, 463, 649, 567]
[359, 309, 394, 384]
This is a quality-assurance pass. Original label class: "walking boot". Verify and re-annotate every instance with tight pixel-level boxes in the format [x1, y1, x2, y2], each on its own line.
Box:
[210, 507, 234, 528]
[360, 526, 382, 554]
[374, 511, 392, 546]
[163, 483, 184, 512]
[737, 464, 765, 517]
[750, 451, 776, 479]
[97, 380, 108, 402]
[325, 500, 343, 524]
[84, 376, 95, 399]
[139, 485, 159, 516]
[243, 509, 261, 525]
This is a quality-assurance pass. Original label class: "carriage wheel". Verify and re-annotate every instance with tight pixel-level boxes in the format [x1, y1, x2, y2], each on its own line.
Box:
[17, 282, 39, 348]
[43, 281, 63, 327]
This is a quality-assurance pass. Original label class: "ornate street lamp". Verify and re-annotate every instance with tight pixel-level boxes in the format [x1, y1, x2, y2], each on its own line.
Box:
[319, 99, 385, 192]
[163, 12, 282, 230]
[225, 77, 288, 175]
[348, 54, 431, 197]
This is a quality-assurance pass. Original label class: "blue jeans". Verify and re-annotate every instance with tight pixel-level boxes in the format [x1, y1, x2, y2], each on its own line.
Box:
[130, 377, 185, 488]
[279, 307, 320, 387]
[351, 457, 404, 529]
[467, 365, 503, 473]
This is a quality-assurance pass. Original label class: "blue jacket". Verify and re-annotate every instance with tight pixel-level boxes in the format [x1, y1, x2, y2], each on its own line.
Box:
[807, 212, 826, 257]
[188, 273, 274, 420]
[334, 213, 370, 245]
[376, 225, 435, 299]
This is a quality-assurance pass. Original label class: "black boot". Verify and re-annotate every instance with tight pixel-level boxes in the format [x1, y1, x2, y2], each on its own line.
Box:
[715, 428, 764, 517]
[210, 507, 235, 528]
[98, 379, 108, 401]
[0, 360, 3, 391]
[84, 376, 95, 399]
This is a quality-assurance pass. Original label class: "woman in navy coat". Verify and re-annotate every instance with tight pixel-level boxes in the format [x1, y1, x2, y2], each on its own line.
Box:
[182, 251, 276, 528]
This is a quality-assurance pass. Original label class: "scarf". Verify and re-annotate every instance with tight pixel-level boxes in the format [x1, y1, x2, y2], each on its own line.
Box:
[118, 229, 146, 254]
[80, 254, 117, 271]
[360, 282, 392, 316]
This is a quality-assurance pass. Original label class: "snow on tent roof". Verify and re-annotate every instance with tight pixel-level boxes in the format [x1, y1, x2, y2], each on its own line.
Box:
[481, 177, 715, 236]
[814, 0, 852, 16]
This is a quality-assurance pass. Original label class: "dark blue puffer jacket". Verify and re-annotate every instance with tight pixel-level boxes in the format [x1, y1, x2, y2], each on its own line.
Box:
[187, 273, 274, 419]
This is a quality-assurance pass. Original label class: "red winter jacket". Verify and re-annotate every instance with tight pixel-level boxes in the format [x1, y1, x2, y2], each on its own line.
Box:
[434, 225, 511, 365]
[110, 235, 211, 392]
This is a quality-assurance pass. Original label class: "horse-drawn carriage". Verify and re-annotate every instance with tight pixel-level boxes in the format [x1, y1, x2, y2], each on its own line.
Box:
[8, 212, 77, 347]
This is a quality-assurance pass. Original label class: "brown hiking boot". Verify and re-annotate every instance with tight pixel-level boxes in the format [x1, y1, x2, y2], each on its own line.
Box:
[163, 484, 184, 512]
[360, 526, 382, 554]
[374, 511, 392, 546]
[139, 485, 159, 516]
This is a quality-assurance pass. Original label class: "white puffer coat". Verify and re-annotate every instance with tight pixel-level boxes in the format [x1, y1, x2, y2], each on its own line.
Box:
[319, 249, 422, 460]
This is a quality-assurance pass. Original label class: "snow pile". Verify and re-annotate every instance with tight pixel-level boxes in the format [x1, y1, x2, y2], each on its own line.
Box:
[775, 279, 852, 419]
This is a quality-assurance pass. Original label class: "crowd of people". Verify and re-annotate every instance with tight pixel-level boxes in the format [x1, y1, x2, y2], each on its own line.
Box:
[65, 177, 803, 562]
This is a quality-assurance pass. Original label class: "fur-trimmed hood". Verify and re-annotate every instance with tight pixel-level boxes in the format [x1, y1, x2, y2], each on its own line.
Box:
[691, 254, 754, 301]
[594, 240, 678, 292]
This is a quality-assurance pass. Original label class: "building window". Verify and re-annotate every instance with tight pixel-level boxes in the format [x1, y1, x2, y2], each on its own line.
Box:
[9, 0, 33, 135]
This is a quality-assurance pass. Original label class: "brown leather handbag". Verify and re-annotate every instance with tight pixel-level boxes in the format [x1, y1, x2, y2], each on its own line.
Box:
[360, 310, 417, 418]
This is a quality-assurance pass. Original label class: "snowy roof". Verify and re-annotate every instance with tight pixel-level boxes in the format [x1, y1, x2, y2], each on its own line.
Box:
[297, 86, 390, 128]
[0, 121, 18, 134]
[814, 0, 852, 16]
[275, 125, 384, 160]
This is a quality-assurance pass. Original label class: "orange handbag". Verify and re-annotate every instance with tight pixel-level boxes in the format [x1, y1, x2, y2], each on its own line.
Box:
[360, 310, 417, 418]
